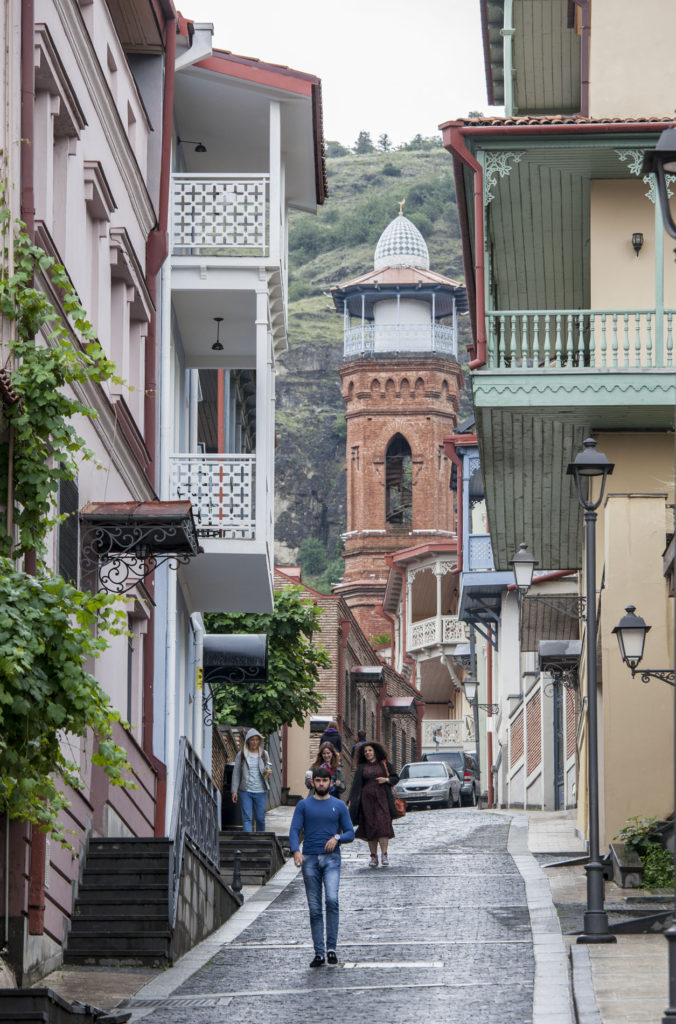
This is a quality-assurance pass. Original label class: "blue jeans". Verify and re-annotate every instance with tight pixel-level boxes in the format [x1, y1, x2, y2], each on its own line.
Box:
[239, 790, 266, 832]
[301, 851, 341, 957]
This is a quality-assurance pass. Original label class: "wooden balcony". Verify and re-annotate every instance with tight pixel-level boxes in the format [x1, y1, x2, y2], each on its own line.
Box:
[169, 452, 273, 614]
[486, 309, 676, 371]
[408, 615, 469, 653]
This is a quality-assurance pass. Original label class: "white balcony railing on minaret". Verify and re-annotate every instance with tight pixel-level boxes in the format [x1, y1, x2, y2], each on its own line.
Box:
[344, 322, 457, 358]
[408, 615, 469, 652]
[169, 453, 256, 539]
[171, 174, 270, 257]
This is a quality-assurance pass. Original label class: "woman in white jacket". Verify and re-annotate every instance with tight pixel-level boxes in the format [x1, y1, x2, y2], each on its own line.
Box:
[231, 728, 272, 832]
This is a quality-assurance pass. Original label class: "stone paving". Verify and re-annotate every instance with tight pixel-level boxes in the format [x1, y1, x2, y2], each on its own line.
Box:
[124, 808, 554, 1024]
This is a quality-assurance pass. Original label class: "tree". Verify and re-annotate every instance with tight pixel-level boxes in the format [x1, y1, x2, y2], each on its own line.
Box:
[377, 133, 392, 152]
[354, 130, 375, 155]
[325, 140, 350, 158]
[205, 586, 330, 736]
[299, 536, 327, 576]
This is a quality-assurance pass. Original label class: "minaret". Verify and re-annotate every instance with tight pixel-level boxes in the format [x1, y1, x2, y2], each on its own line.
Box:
[332, 210, 467, 638]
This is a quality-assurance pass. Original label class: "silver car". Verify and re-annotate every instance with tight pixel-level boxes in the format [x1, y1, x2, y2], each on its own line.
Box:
[393, 761, 461, 809]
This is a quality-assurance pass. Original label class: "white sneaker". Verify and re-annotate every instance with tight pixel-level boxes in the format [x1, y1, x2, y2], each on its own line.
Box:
[369, 854, 378, 868]
[381, 852, 389, 866]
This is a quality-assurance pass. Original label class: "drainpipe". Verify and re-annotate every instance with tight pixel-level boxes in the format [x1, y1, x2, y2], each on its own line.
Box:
[337, 617, 352, 736]
[20, 0, 34, 237]
[441, 126, 486, 370]
[190, 613, 204, 761]
[502, 0, 515, 117]
[575, 0, 591, 117]
[487, 641, 494, 808]
[142, 5, 176, 838]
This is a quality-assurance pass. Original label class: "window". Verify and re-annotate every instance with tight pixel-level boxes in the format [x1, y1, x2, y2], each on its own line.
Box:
[370, 711, 375, 738]
[385, 433, 412, 525]
[58, 477, 79, 584]
[391, 722, 397, 769]
[410, 737, 417, 763]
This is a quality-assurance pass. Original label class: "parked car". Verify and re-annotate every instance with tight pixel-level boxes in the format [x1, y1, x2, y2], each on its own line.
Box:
[422, 751, 480, 806]
[393, 761, 461, 809]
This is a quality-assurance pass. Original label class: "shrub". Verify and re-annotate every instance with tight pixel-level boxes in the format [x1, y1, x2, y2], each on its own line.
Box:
[382, 162, 402, 177]
[642, 843, 675, 889]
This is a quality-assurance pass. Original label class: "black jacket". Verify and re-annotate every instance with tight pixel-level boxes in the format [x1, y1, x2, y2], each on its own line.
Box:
[347, 760, 399, 824]
[319, 728, 342, 753]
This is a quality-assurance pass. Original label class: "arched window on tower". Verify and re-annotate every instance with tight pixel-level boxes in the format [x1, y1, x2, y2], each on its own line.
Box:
[385, 433, 412, 525]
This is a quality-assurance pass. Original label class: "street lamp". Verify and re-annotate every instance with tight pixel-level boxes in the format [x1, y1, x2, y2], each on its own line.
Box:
[462, 675, 499, 714]
[643, 129, 676, 1024]
[567, 437, 616, 944]
[613, 606, 675, 686]
[642, 128, 676, 238]
[510, 543, 538, 597]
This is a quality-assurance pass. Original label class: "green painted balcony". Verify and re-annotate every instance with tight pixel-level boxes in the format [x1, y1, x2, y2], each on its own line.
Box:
[486, 309, 676, 370]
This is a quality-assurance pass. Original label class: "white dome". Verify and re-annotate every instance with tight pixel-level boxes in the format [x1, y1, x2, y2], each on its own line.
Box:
[373, 214, 430, 271]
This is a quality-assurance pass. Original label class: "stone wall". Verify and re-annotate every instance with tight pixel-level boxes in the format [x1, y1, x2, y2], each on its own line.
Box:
[172, 840, 241, 961]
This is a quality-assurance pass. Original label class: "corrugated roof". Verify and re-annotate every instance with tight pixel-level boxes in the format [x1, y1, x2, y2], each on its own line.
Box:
[443, 114, 674, 129]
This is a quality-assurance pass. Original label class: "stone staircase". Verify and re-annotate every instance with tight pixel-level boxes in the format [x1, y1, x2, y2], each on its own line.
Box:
[65, 837, 172, 967]
[219, 830, 287, 885]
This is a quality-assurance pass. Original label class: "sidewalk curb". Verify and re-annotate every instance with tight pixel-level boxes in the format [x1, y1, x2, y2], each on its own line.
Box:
[124, 858, 300, 1018]
[508, 815, 574, 1024]
[569, 946, 603, 1024]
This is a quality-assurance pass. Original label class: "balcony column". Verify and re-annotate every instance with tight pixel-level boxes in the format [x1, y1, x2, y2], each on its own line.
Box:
[269, 100, 281, 262]
[405, 570, 413, 651]
[255, 278, 269, 543]
[434, 564, 443, 643]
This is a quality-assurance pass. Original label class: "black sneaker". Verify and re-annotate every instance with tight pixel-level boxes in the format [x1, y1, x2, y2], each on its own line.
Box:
[310, 955, 325, 968]
[327, 951, 338, 965]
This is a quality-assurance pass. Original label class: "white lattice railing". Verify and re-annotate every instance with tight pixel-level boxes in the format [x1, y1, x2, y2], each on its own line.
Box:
[169, 453, 255, 539]
[344, 322, 457, 358]
[485, 309, 676, 370]
[408, 615, 469, 651]
[171, 174, 269, 255]
[422, 719, 466, 747]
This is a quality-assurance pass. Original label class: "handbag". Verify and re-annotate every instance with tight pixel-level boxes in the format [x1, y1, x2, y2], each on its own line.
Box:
[382, 761, 406, 818]
[393, 796, 407, 819]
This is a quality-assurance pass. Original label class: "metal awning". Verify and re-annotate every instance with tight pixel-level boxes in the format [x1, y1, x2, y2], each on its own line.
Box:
[520, 593, 581, 652]
[203, 634, 268, 726]
[80, 500, 201, 593]
[382, 696, 416, 709]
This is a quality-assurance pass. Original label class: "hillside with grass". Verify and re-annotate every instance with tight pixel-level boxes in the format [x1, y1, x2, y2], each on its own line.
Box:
[275, 140, 473, 586]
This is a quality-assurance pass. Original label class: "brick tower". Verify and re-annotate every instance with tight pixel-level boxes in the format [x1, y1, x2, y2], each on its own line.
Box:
[331, 211, 467, 638]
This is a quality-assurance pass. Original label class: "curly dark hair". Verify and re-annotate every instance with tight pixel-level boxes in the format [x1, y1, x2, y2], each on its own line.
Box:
[357, 741, 389, 764]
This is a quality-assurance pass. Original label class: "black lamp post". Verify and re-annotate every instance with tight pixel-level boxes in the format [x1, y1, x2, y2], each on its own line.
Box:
[642, 129, 676, 1023]
[567, 437, 616, 944]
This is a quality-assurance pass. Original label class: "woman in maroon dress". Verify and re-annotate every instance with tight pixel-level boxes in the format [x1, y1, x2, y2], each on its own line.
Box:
[347, 742, 399, 867]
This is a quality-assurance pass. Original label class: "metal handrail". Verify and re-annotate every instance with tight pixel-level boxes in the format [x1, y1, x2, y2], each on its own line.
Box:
[168, 738, 220, 927]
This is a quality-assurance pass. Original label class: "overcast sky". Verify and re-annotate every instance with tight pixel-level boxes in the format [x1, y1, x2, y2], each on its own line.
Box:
[194, 0, 503, 148]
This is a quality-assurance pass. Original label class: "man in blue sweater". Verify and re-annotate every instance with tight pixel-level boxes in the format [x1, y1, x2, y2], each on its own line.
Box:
[289, 766, 354, 967]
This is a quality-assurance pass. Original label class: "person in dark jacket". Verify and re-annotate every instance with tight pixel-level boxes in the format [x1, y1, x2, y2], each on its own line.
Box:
[319, 720, 342, 753]
[347, 741, 398, 868]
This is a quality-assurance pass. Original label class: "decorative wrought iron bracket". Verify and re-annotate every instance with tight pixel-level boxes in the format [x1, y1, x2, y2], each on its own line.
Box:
[80, 501, 201, 595]
[542, 660, 579, 695]
[471, 700, 500, 715]
[631, 667, 675, 687]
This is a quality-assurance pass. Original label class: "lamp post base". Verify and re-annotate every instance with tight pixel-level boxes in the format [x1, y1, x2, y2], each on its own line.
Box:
[661, 923, 676, 1022]
[577, 910, 617, 945]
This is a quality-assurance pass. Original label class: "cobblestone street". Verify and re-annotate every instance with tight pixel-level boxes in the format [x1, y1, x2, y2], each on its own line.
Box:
[124, 808, 567, 1024]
